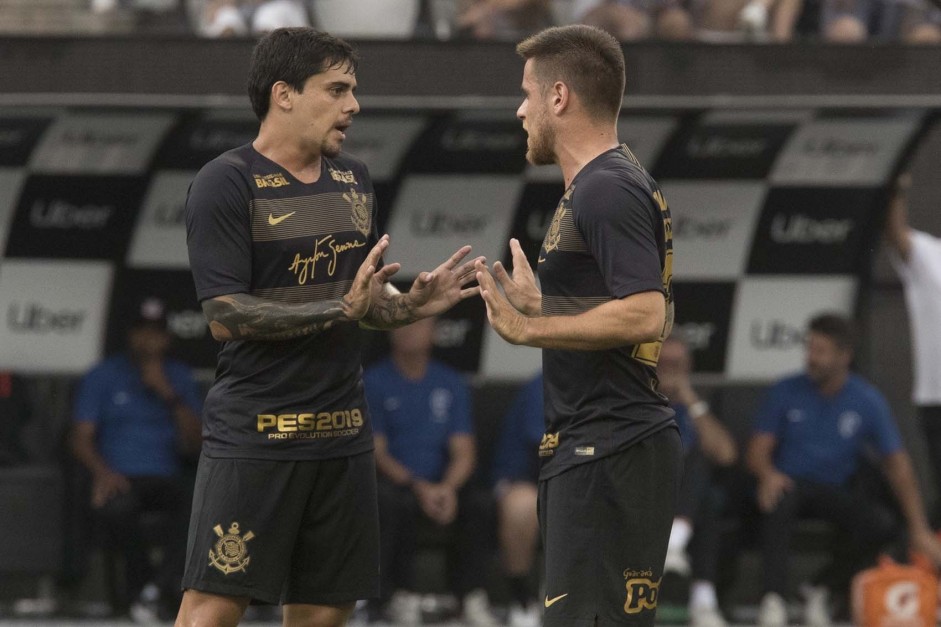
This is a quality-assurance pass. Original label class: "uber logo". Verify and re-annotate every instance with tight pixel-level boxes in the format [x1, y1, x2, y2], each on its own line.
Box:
[672, 215, 733, 240]
[30, 199, 113, 230]
[750, 319, 805, 350]
[673, 322, 716, 351]
[770, 214, 853, 245]
[168, 310, 207, 340]
[7, 302, 86, 334]
[411, 211, 487, 236]
[441, 128, 521, 152]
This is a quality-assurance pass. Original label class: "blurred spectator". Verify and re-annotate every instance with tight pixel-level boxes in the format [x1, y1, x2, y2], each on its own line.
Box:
[70, 297, 202, 620]
[250, 0, 310, 34]
[885, 173, 941, 521]
[491, 372, 544, 627]
[199, 0, 309, 37]
[573, 0, 695, 40]
[697, 0, 802, 40]
[364, 318, 498, 626]
[200, 0, 250, 36]
[896, 0, 941, 42]
[455, 0, 553, 39]
[747, 313, 941, 627]
[0, 372, 31, 466]
[657, 336, 738, 627]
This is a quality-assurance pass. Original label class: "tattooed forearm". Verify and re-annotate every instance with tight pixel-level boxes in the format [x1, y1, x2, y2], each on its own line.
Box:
[202, 293, 350, 341]
[362, 292, 418, 330]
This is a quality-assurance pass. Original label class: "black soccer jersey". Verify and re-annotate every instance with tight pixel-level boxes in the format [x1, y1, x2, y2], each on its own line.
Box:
[536, 144, 676, 480]
[185, 143, 380, 460]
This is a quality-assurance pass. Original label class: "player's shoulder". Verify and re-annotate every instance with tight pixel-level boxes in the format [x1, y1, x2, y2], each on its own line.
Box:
[771, 373, 809, 395]
[192, 144, 255, 185]
[573, 151, 655, 204]
[845, 373, 888, 404]
[84, 354, 129, 383]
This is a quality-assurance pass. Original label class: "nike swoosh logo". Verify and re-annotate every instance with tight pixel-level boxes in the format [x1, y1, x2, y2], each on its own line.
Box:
[268, 211, 296, 226]
[538, 256, 546, 264]
[545, 593, 568, 608]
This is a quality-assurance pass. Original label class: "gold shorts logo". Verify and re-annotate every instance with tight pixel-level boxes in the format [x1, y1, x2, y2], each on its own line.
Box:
[253, 173, 290, 188]
[624, 575, 661, 614]
[208, 522, 254, 575]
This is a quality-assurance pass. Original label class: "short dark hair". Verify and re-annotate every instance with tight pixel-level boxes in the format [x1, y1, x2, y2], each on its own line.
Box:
[248, 28, 359, 122]
[808, 313, 856, 350]
[516, 25, 626, 121]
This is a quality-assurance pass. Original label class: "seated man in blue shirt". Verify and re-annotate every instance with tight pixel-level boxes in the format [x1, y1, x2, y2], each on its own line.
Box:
[365, 317, 497, 627]
[491, 372, 544, 627]
[71, 297, 202, 619]
[747, 313, 941, 627]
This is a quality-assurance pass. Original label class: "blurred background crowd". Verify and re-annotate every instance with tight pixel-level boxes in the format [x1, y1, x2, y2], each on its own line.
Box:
[1, 0, 939, 45]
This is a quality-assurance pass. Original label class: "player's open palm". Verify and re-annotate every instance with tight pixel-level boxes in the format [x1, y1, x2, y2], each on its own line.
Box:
[343, 235, 390, 321]
[406, 245, 484, 318]
[476, 259, 528, 345]
[492, 238, 541, 316]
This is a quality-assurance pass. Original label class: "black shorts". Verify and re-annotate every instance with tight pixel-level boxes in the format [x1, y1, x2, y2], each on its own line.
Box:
[181, 451, 380, 606]
[538, 427, 682, 626]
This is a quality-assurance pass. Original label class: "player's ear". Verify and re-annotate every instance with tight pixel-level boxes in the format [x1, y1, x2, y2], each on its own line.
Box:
[270, 81, 293, 113]
[552, 81, 569, 114]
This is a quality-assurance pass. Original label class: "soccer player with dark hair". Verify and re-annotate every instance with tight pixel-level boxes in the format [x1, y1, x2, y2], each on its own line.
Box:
[475, 24, 681, 626]
[177, 27, 482, 627]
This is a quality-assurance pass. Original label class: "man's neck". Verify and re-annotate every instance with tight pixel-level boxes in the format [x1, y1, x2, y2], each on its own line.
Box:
[253, 124, 322, 184]
[392, 353, 429, 381]
[556, 122, 620, 189]
[816, 371, 850, 397]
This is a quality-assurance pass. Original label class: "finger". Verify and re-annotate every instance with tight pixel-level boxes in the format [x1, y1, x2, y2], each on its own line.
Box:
[510, 238, 529, 263]
[460, 286, 481, 299]
[492, 261, 512, 286]
[443, 245, 473, 271]
[375, 263, 400, 283]
[365, 235, 390, 265]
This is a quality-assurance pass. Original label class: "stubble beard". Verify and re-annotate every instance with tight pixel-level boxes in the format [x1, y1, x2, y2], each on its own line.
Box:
[525, 115, 557, 166]
[321, 137, 342, 159]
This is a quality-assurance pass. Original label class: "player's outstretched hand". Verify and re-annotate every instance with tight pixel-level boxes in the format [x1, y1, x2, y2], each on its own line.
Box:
[476, 259, 528, 345]
[492, 238, 541, 316]
[405, 245, 484, 318]
[343, 235, 390, 321]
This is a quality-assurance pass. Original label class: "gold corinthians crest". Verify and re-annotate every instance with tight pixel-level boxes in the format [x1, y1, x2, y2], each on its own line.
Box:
[343, 188, 370, 236]
[543, 188, 572, 255]
[543, 205, 567, 254]
[209, 522, 254, 575]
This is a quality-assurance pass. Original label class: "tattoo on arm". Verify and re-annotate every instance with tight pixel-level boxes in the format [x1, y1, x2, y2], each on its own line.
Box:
[203, 293, 349, 341]
[362, 291, 417, 330]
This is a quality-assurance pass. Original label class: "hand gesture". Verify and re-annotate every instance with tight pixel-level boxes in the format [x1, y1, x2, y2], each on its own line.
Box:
[405, 245, 484, 319]
[476, 259, 529, 345]
[491, 238, 541, 316]
[343, 235, 393, 321]
[92, 469, 130, 508]
[757, 470, 794, 512]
